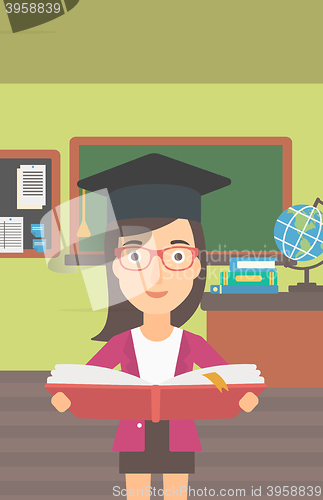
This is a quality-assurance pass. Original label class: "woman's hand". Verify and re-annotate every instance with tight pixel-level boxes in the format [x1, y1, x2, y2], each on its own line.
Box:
[51, 392, 71, 413]
[238, 392, 259, 412]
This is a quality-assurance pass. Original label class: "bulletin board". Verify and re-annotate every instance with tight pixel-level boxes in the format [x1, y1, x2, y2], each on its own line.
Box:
[0, 150, 60, 258]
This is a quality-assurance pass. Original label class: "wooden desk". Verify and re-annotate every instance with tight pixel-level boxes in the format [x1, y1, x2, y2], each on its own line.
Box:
[201, 292, 323, 387]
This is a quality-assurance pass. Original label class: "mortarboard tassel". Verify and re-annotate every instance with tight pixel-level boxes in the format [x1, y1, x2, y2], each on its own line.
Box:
[77, 189, 91, 238]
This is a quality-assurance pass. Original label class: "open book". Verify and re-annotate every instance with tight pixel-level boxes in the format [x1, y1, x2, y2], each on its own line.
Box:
[45, 364, 266, 421]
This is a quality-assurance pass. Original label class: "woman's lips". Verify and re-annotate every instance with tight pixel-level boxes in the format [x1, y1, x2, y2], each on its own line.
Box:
[146, 291, 168, 298]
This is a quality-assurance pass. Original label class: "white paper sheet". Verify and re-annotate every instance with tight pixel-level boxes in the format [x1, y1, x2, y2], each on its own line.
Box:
[0, 217, 24, 253]
[20, 165, 46, 206]
[17, 169, 42, 210]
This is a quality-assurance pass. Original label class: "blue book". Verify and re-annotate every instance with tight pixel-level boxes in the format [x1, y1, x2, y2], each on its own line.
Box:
[230, 257, 276, 273]
[221, 284, 279, 294]
[210, 285, 221, 294]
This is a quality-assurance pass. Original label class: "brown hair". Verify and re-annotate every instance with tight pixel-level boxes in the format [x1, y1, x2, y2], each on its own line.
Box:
[92, 218, 206, 342]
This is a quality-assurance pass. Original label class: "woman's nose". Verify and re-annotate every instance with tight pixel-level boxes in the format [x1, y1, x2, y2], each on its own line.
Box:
[149, 254, 164, 285]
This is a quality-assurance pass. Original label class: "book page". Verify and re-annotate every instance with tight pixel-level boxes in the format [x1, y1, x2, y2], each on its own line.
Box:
[161, 364, 265, 386]
[47, 363, 264, 386]
[47, 364, 151, 385]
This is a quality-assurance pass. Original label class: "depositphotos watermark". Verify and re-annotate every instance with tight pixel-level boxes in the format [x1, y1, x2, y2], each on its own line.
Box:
[113, 485, 322, 497]
[113, 486, 226, 497]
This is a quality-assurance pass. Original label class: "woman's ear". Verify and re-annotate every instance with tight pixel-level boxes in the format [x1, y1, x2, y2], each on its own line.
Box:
[112, 258, 120, 279]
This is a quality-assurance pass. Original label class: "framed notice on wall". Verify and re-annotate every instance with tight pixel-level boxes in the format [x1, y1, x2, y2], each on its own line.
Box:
[0, 150, 60, 258]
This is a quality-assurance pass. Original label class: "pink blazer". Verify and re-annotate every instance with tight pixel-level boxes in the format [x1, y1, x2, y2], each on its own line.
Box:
[87, 330, 227, 452]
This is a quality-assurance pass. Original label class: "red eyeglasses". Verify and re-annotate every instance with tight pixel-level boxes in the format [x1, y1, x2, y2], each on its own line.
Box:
[114, 246, 199, 271]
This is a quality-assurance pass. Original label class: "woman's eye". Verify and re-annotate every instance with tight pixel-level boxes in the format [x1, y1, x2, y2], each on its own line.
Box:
[128, 250, 141, 263]
[171, 250, 185, 263]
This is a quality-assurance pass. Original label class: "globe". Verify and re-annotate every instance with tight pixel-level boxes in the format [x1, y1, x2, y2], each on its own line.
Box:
[274, 204, 323, 261]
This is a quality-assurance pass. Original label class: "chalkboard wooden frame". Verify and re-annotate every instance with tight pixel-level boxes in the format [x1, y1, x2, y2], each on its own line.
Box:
[69, 137, 292, 266]
[0, 150, 60, 259]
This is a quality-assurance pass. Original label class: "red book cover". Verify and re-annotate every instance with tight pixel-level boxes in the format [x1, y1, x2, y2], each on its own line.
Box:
[45, 383, 267, 422]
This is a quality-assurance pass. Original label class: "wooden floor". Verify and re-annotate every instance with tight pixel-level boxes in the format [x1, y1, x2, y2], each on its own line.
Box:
[0, 372, 322, 499]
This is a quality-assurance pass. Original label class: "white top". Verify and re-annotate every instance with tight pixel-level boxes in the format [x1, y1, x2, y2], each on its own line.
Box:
[131, 327, 183, 384]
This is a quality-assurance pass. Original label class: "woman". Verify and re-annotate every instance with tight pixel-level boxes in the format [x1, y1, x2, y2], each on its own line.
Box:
[52, 154, 258, 498]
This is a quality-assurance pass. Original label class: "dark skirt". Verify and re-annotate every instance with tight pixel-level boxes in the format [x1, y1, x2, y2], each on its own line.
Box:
[119, 421, 195, 474]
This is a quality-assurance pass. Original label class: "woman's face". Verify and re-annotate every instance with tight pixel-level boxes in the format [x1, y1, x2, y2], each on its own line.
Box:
[112, 218, 202, 315]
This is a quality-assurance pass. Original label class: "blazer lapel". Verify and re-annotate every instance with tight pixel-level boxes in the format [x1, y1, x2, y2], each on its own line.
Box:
[174, 331, 191, 376]
[123, 331, 140, 377]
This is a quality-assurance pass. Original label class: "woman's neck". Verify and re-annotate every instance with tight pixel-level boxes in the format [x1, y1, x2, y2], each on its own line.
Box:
[140, 312, 173, 341]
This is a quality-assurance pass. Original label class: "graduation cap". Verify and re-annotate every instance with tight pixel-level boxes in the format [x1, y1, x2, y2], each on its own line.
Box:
[77, 153, 231, 223]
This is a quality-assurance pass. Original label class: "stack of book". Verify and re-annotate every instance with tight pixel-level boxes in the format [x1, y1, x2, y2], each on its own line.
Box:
[211, 257, 278, 294]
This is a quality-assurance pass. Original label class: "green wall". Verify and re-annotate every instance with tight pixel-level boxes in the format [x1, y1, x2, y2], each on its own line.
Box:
[1, 84, 322, 369]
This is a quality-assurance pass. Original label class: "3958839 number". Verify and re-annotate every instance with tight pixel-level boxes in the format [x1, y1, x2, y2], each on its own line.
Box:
[5, 3, 61, 14]
[267, 485, 322, 496]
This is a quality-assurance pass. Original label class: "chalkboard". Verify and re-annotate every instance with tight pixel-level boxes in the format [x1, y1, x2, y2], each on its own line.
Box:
[72, 140, 291, 255]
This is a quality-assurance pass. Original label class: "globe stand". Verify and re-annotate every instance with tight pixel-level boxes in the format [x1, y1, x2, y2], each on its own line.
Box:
[289, 283, 323, 292]
[284, 257, 323, 293]
[288, 268, 323, 292]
